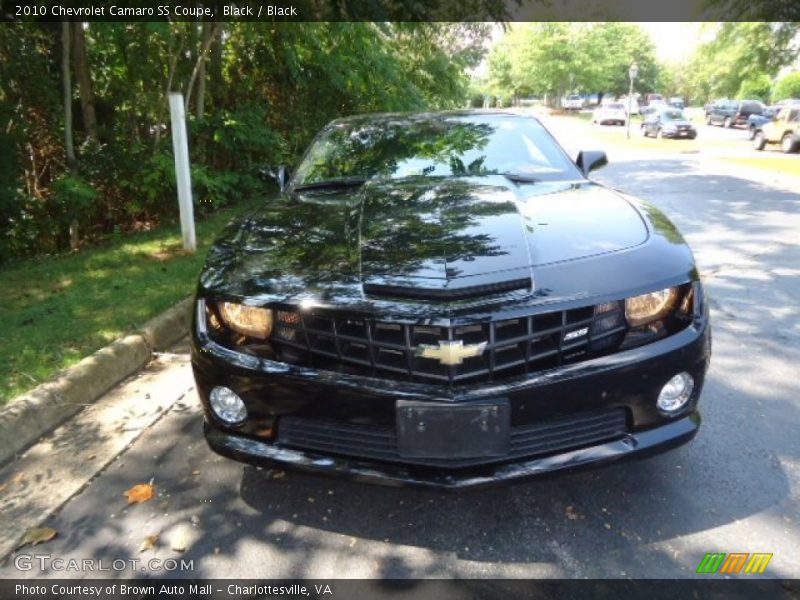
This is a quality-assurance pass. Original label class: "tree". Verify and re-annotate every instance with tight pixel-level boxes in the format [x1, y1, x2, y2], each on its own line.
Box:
[72, 22, 97, 141]
[773, 72, 800, 101]
[684, 23, 800, 102]
[61, 22, 75, 170]
[486, 23, 660, 105]
[738, 74, 773, 102]
[0, 21, 494, 261]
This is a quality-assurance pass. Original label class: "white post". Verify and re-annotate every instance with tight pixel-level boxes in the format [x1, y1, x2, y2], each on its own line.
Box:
[168, 92, 196, 253]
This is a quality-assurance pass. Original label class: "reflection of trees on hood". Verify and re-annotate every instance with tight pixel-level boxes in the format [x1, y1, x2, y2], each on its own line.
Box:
[203, 178, 519, 290]
[360, 178, 514, 277]
[297, 117, 495, 183]
[641, 205, 685, 245]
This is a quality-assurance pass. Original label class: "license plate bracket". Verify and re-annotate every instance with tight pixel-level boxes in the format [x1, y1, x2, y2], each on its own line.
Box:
[396, 400, 510, 459]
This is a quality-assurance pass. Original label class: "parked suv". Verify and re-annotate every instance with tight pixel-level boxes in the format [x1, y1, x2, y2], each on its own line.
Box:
[753, 104, 800, 153]
[707, 99, 764, 128]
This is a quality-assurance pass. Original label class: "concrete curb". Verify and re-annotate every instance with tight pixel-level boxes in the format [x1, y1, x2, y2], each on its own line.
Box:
[0, 295, 194, 466]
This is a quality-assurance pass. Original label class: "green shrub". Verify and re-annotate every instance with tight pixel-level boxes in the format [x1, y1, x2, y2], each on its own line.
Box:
[737, 75, 772, 102]
[469, 93, 485, 108]
[772, 72, 800, 102]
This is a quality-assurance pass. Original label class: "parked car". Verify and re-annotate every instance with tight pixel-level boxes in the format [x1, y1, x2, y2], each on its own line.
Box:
[746, 105, 783, 140]
[753, 104, 800, 153]
[192, 110, 710, 489]
[703, 99, 727, 119]
[644, 93, 664, 106]
[669, 97, 685, 110]
[563, 94, 585, 111]
[592, 103, 627, 125]
[642, 108, 697, 139]
[707, 99, 764, 128]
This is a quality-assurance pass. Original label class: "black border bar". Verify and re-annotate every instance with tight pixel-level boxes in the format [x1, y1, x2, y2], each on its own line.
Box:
[3, 0, 799, 22]
[2, 579, 800, 600]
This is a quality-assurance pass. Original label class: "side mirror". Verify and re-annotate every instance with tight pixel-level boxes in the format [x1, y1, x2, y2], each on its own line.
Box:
[259, 165, 290, 192]
[576, 150, 608, 177]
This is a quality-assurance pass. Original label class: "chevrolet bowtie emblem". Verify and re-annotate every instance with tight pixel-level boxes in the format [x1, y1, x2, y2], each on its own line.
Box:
[415, 340, 488, 366]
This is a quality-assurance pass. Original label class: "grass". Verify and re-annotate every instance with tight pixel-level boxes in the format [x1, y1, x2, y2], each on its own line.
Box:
[720, 155, 800, 177]
[0, 199, 260, 405]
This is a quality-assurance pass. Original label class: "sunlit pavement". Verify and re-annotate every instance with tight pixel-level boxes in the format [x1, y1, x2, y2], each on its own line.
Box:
[1, 122, 798, 579]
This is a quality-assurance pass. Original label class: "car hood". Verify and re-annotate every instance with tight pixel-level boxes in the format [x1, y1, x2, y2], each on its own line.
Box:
[200, 177, 651, 304]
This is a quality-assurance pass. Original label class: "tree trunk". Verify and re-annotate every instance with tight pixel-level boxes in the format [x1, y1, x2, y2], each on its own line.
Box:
[195, 21, 212, 119]
[210, 24, 223, 109]
[155, 23, 186, 146]
[62, 21, 79, 251]
[184, 23, 220, 113]
[72, 22, 98, 141]
[61, 21, 76, 170]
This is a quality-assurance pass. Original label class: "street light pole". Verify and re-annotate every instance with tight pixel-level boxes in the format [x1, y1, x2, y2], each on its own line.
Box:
[626, 62, 639, 140]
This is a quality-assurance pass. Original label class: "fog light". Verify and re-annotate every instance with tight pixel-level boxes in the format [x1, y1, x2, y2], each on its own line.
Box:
[657, 372, 694, 413]
[209, 386, 247, 424]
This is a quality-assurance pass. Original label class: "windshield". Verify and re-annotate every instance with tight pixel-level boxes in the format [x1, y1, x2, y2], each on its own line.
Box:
[661, 110, 684, 121]
[607, 104, 625, 110]
[291, 114, 583, 186]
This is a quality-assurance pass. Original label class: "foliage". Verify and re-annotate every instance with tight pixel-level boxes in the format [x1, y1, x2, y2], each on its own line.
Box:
[772, 72, 800, 102]
[737, 75, 773, 102]
[0, 22, 492, 263]
[679, 23, 800, 103]
[486, 23, 660, 104]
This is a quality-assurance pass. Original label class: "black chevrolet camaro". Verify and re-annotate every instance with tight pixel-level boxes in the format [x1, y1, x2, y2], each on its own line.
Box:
[191, 110, 711, 489]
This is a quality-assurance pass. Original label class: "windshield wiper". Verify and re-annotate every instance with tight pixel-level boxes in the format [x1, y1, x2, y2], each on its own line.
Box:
[501, 173, 541, 184]
[293, 177, 367, 191]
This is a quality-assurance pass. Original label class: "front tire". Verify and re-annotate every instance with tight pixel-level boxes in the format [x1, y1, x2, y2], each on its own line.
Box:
[706, 114, 713, 125]
[747, 126, 756, 141]
[753, 131, 766, 151]
[656, 128, 663, 139]
[781, 133, 797, 154]
[724, 116, 733, 128]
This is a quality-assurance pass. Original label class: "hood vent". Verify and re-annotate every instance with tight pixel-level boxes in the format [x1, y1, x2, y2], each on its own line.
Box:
[363, 277, 531, 301]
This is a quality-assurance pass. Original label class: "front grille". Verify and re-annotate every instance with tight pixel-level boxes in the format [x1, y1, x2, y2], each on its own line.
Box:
[271, 302, 627, 385]
[277, 408, 628, 468]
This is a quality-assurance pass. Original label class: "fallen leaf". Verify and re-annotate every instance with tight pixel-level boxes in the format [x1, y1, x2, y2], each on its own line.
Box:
[18, 527, 57, 548]
[271, 470, 285, 480]
[191, 470, 200, 476]
[565, 506, 580, 521]
[0, 472, 26, 494]
[139, 535, 159, 553]
[125, 483, 155, 504]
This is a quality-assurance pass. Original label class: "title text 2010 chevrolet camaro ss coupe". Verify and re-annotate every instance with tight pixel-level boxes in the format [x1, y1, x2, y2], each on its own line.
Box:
[191, 111, 711, 489]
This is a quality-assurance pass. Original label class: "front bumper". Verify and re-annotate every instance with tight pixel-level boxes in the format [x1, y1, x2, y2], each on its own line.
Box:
[204, 413, 699, 490]
[662, 129, 696, 139]
[191, 291, 710, 489]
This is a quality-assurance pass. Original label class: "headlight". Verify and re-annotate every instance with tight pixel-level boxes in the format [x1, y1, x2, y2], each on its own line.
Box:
[625, 287, 678, 327]
[218, 302, 273, 339]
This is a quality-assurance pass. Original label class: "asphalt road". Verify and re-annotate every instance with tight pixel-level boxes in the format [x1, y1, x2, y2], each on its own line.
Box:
[2, 118, 798, 580]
